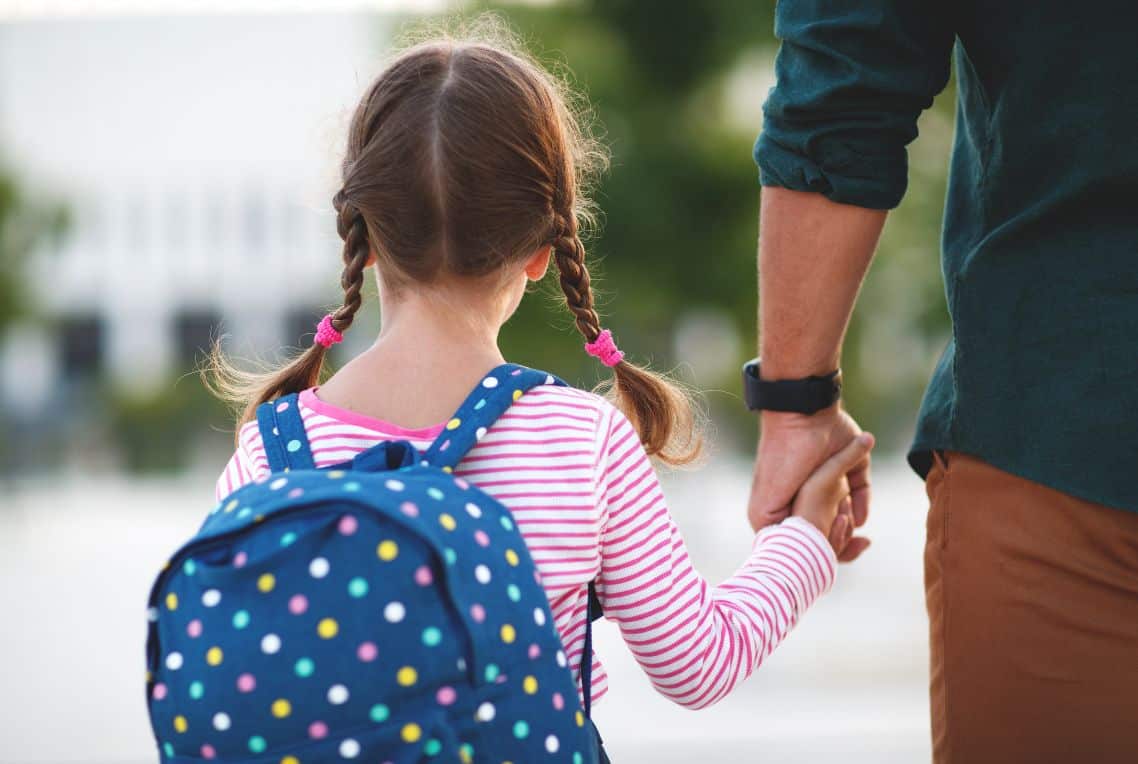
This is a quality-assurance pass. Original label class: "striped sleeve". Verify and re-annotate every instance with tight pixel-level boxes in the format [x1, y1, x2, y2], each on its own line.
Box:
[214, 421, 271, 502]
[594, 404, 837, 710]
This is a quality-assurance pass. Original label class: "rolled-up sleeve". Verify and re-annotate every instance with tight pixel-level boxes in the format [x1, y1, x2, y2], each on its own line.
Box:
[755, 2, 954, 209]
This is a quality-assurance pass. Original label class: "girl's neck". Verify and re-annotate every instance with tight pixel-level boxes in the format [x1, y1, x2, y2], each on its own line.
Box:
[315, 285, 512, 430]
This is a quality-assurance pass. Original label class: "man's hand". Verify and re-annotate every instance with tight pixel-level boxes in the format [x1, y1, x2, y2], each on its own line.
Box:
[747, 406, 872, 562]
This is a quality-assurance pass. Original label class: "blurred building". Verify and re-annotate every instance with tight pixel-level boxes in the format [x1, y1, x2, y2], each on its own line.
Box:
[0, 11, 387, 415]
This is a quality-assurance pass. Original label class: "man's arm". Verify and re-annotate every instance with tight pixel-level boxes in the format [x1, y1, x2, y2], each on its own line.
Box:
[747, 188, 884, 556]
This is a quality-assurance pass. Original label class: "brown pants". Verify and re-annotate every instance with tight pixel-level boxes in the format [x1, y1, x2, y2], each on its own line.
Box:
[925, 452, 1138, 764]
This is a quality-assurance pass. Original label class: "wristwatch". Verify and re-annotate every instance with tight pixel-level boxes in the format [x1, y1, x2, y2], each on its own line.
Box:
[742, 358, 842, 415]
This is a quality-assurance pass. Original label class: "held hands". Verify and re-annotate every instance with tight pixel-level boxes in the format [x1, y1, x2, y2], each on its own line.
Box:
[748, 407, 874, 561]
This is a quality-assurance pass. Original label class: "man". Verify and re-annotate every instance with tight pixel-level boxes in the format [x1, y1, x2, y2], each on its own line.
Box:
[745, 2, 1138, 762]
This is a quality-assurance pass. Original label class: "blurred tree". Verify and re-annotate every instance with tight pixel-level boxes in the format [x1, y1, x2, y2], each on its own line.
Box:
[0, 167, 67, 334]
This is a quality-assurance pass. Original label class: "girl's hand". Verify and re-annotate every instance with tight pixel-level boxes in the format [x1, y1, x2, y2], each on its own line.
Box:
[790, 432, 875, 553]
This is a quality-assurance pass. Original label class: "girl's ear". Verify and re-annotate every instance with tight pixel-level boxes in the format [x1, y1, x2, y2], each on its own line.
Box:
[524, 244, 553, 281]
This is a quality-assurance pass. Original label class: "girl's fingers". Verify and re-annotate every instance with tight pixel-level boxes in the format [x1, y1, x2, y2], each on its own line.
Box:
[803, 433, 875, 501]
[829, 513, 850, 551]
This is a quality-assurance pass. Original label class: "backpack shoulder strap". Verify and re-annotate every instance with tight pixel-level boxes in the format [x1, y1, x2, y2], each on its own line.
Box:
[421, 364, 566, 471]
[255, 392, 315, 473]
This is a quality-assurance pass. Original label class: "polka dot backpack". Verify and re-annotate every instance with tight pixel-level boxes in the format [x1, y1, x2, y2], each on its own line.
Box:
[145, 365, 602, 764]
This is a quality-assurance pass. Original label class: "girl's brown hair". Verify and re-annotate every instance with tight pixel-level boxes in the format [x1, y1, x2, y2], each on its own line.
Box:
[208, 21, 700, 465]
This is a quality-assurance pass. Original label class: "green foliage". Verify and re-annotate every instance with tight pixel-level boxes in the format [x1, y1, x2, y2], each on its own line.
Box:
[0, 167, 68, 333]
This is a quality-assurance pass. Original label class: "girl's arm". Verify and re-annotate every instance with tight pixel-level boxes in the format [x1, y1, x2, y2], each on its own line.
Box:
[214, 422, 269, 502]
[595, 405, 839, 710]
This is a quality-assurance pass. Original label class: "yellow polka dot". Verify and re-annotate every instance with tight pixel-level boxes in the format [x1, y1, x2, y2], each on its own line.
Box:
[512, 389, 523, 401]
[439, 513, 456, 531]
[460, 750, 472, 764]
[500, 624, 516, 644]
[446, 418, 462, 430]
[377, 540, 399, 561]
[327, 470, 345, 479]
[254, 514, 265, 523]
[257, 573, 275, 593]
[165, 592, 178, 611]
[397, 666, 418, 686]
[281, 757, 300, 764]
[173, 715, 188, 733]
[575, 710, 585, 727]
[401, 722, 421, 743]
[224, 499, 239, 513]
[505, 549, 519, 566]
[442, 466, 453, 473]
[317, 618, 339, 639]
[271, 698, 291, 718]
[206, 646, 223, 666]
[523, 675, 538, 694]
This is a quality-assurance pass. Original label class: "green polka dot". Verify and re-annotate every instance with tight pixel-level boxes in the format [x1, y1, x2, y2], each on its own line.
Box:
[512, 720, 529, 739]
[424, 738, 442, 756]
[280, 531, 298, 547]
[369, 703, 390, 723]
[506, 584, 521, 602]
[427, 487, 445, 500]
[188, 680, 204, 700]
[344, 481, 361, 492]
[421, 627, 442, 647]
[163, 743, 174, 757]
[444, 548, 457, 565]
[286, 439, 302, 452]
[500, 516, 514, 531]
[236, 507, 252, 519]
[573, 753, 583, 764]
[348, 577, 369, 598]
[232, 610, 251, 629]
[182, 559, 196, 576]
[248, 736, 267, 754]
[460, 743, 474, 760]
[484, 663, 500, 682]
[294, 657, 315, 678]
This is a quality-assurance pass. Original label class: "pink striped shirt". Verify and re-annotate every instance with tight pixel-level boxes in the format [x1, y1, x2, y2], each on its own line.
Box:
[216, 383, 837, 709]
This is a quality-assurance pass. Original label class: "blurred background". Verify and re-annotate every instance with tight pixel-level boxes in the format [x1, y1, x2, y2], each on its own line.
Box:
[0, 1, 954, 761]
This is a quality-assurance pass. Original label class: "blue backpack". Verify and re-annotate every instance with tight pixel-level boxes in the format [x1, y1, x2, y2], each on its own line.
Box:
[145, 364, 603, 764]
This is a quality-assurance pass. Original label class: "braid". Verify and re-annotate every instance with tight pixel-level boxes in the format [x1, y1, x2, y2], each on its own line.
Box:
[552, 218, 601, 344]
[332, 190, 370, 334]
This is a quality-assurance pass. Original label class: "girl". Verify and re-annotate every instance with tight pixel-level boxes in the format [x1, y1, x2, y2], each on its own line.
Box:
[212, 28, 871, 717]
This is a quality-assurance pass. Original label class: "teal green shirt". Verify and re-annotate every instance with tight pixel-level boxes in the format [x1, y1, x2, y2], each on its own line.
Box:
[755, 1, 1138, 512]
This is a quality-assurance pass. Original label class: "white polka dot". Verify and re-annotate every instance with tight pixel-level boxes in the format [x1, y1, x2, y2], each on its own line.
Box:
[201, 589, 222, 608]
[465, 502, 482, 518]
[339, 738, 360, 759]
[270, 477, 288, 490]
[309, 557, 330, 579]
[457, 658, 467, 672]
[545, 374, 555, 384]
[146, 607, 158, 623]
[474, 565, 491, 584]
[165, 652, 183, 670]
[384, 479, 405, 491]
[475, 702, 496, 722]
[475, 427, 487, 440]
[261, 633, 281, 654]
[384, 602, 406, 623]
[534, 608, 546, 626]
[481, 377, 499, 388]
[327, 684, 350, 705]
[212, 712, 231, 731]
[545, 735, 560, 753]
[556, 650, 567, 668]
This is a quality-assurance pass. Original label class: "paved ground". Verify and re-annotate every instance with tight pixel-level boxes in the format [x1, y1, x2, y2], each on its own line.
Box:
[1, 459, 932, 763]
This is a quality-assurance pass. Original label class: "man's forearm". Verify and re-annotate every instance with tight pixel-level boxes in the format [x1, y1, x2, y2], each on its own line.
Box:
[758, 187, 886, 380]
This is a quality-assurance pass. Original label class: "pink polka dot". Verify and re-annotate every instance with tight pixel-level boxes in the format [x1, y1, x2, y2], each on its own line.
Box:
[357, 641, 378, 662]
[439, 439, 450, 452]
[338, 515, 358, 535]
[289, 594, 308, 615]
[436, 686, 457, 706]
[474, 530, 490, 547]
[276, 401, 290, 412]
[152, 683, 167, 701]
[552, 692, 564, 710]
[528, 643, 541, 660]
[414, 566, 433, 586]
[236, 673, 256, 693]
[511, 368, 523, 376]
[200, 744, 216, 759]
[309, 721, 328, 740]
[233, 551, 247, 568]
[534, 570, 543, 584]
[288, 487, 304, 499]
[496, 674, 508, 684]
[400, 501, 419, 518]
[186, 619, 203, 638]
[454, 478, 469, 490]
[470, 604, 486, 623]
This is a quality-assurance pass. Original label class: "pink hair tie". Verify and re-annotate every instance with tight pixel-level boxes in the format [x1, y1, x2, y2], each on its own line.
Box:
[314, 314, 344, 348]
[584, 329, 624, 368]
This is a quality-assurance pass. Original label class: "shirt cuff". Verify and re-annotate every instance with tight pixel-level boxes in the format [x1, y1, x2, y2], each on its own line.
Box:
[752, 516, 839, 605]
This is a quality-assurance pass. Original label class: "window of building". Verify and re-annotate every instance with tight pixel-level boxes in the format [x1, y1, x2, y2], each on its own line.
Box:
[59, 314, 105, 378]
[174, 309, 223, 369]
